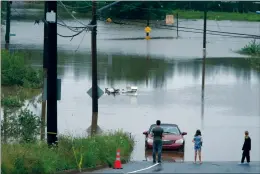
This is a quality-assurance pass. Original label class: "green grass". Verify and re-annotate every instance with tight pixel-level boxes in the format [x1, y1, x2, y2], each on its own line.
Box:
[1, 50, 43, 88]
[174, 10, 260, 22]
[1, 131, 134, 174]
[239, 40, 260, 56]
[238, 40, 260, 71]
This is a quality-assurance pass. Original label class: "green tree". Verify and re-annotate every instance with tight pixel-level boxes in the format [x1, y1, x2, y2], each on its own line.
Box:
[1, 50, 43, 88]
[63, 1, 260, 20]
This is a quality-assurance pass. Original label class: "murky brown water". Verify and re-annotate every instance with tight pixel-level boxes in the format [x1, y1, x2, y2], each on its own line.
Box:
[1, 19, 260, 161]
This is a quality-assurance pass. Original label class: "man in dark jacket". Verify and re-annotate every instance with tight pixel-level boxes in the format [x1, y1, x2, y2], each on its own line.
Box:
[152, 120, 164, 164]
[241, 131, 251, 164]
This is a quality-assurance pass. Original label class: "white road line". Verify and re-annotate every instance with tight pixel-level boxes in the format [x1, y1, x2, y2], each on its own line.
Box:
[127, 163, 160, 174]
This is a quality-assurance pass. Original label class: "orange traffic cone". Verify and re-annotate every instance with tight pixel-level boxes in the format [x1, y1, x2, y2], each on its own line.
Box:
[113, 149, 123, 169]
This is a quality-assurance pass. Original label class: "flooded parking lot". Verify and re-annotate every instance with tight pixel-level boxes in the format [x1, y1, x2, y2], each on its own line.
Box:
[1, 19, 260, 161]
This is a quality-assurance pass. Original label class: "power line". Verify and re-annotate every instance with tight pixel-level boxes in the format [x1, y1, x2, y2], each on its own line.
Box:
[57, 2, 92, 9]
[58, 0, 95, 28]
[75, 30, 87, 52]
[97, 18, 259, 39]
[57, 29, 86, 39]
[57, 14, 89, 33]
[11, 7, 90, 39]
[13, 6, 258, 40]
[102, 3, 260, 31]
[160, 24, 260, 38]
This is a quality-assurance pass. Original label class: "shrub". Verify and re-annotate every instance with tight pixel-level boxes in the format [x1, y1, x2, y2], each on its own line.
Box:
[239, 40, 260, 71]
[1, 108, 41, 144]
[239, 39, 260, 56]
[1, 50, 43, 88]
[1, 131, 134, 174]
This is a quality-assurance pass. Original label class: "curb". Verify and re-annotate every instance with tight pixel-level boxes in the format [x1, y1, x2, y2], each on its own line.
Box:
[55, 165, 109, 174]
[55, 158, 130, 174]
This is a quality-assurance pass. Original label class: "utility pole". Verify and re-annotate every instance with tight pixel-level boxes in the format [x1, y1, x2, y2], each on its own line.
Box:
[202, 4, 207, 91]
[201, 3, 207, 130]
[46, 1, 58, 146]
[146, 19, 150, 38]
[176, 13, 179, 38]
[5, 1, 11, 50]
[146, 5, 150, 38]
[90, 0, 98, 136]
[41, 1, 48, 141]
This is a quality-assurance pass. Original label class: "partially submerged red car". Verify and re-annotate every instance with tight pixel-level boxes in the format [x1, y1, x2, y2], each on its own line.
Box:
[143, 123, 187, 152]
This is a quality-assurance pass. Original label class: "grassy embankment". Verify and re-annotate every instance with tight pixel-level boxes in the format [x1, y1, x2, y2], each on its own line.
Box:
[1, 50, 134, 174]
[238, 40, 260, 70]
[2, 131, 134, 174]
[174, 10, 260, 21]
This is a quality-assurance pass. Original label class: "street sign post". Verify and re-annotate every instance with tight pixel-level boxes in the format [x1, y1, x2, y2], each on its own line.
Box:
[43, 78, 61, 101]
[87, 86, 104, 99]
[10, 33, 16, 36]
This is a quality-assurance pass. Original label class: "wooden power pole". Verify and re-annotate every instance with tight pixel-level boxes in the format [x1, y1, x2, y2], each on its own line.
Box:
[46, 1, 58, 146]
[90, 0, 98, 136]
[41, 1, 48, 141]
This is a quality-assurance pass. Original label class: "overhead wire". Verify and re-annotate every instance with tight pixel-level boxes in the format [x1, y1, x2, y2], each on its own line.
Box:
[11, 5, 90, 39]
[13, 1, 259, 40]
[58, 0, 94, 28]
[107, 3, 260, 29]
[74, 30, 87, 52]
[57, 14, 89, 33]
[105, 18, 259, 38]
[57, 2, 92, 9]
[159, 24, 260, 38]
[96, 17, 259, 39]
[9, 2, 260, 42]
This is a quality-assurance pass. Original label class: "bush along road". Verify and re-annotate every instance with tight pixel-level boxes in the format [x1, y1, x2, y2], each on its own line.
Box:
[1, 48, 135, 174]
[1, 131, 134, 174]
[239, 40, 260, 71]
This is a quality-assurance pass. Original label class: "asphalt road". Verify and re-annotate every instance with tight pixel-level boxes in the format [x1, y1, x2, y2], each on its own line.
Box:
[85, 161, 260, 173]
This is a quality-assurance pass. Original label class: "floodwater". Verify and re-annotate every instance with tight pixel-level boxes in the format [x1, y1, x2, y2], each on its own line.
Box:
[1, 19, 260, 162]
[3, 18, 260, 58]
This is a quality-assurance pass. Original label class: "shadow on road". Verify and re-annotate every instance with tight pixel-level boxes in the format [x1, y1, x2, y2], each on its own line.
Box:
[145, 150, 184, 163]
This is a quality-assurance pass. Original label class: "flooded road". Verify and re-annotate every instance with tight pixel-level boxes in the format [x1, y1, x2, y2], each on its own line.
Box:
[2, 19, 260, 162]
[25, 51, 260, 162]
[3, 19, 260, 58]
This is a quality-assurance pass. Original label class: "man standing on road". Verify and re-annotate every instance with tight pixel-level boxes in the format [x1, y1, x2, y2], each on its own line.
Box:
[152, 120, 164, 164]
[241, 130, 251, 164]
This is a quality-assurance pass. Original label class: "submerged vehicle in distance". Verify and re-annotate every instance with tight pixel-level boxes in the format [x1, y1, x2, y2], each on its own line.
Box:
[121, 86, 138, 94]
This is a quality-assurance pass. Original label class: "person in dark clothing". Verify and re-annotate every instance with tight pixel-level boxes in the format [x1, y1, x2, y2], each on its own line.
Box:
[241, 131, 251, 164]
[151, 120, 164, 164]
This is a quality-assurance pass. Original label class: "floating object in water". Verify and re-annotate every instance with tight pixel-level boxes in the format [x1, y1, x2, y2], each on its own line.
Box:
[121, 86, 138, 94]
[105, 86, 138, 96]
[105, 88, 120, 95]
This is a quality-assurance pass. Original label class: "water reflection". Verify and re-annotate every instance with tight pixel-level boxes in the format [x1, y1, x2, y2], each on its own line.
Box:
[27, 50, 260, 87]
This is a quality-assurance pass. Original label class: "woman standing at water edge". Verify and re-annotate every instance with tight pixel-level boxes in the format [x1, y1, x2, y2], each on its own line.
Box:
[192, 129, 203, 164]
